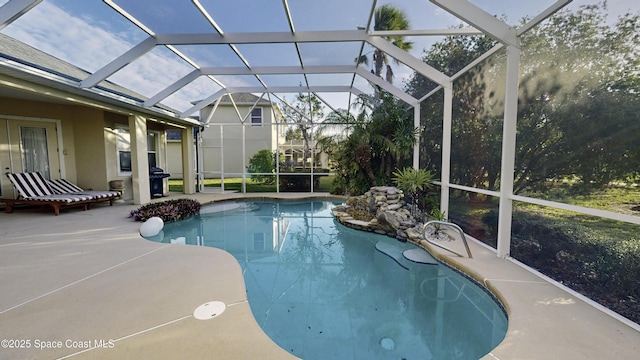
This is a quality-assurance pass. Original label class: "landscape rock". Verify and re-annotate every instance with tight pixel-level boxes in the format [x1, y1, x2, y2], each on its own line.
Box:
[332, 186, 428, 244]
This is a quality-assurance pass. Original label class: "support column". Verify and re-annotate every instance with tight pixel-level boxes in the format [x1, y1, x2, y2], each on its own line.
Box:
[413, 104, 420, 169]
[241, 124, 246, 193]
[496, 44, 521, 258]
[182, 126, 196, 194]
[196, 127, 204, 192]
[129, 115, 150, 205]
[440, 83, 453, 218]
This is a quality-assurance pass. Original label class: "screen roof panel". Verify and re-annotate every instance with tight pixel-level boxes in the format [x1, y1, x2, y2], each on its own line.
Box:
[199, 0, 291, 33]
[107, 45, 194, 99]
[164, 75, 223, 111]
[469, 0, 559, 25]
[234, 43, 301, 67]
[214, 74, 263, 88]
[379, 0, 469, 29]
[288, 0, 371, 31]
[298, 42, 364, 67]
[172, 44, 248, 67]
[260, 74, 308, 88]
[307, 74, 355, 88]
[110, 0, 215, 34]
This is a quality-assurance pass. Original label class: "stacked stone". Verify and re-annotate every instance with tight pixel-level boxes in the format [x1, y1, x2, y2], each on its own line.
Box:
[332, 186, 424, 243]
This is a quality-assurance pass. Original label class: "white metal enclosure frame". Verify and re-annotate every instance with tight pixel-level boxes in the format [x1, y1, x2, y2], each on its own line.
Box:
[6, 0, 634, 260]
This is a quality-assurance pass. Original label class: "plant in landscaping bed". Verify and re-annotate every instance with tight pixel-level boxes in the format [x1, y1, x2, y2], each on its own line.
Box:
[130, 198, 201, 222]
[392, 167, 435, 220]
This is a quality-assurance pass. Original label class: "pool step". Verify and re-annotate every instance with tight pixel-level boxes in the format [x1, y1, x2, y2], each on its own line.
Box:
[375, 241, 438, 270]
[375, 241, 409, 269]
[402, 248, 438, 265]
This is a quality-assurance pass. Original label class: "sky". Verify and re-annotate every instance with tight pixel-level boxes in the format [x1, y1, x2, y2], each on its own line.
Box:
[0, 0, 637, 117]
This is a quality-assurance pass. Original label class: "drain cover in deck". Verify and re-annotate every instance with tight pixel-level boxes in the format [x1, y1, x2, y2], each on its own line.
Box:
[193, 301, 226, 320]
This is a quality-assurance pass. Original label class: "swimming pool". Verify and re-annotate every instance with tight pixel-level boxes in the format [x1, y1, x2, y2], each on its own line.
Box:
[146, 199, 507, 359]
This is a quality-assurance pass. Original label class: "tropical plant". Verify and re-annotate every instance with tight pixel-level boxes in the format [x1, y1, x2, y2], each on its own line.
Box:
[332, 93, 419, 195]
[392, 167, 434, 218]
[357, 4, 413, 85]
[430, 209, 447, 221]
[392, 167, 434, 195]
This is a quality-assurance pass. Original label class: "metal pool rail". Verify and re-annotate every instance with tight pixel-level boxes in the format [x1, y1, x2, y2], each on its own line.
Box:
[422, 220, 473, 258]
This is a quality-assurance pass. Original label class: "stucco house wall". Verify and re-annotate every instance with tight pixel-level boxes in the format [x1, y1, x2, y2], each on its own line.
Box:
[0, 33, 200, 205]
[0, 96, 192, 203]
[0, 98, 82, 197]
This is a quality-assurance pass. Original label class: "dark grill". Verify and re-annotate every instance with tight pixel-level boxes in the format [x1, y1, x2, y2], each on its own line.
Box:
[149, 167, 170, 197]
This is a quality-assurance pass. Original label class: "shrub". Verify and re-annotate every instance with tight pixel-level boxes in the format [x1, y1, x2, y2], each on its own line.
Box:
[278, 168, 331, 191]
[130, 198, 201, 222]
[247, 149, 275, 184]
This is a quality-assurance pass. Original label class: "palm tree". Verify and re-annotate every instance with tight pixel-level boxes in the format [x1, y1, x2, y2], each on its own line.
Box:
[332, 93, 418, 194]
[357, 4, 413, 85]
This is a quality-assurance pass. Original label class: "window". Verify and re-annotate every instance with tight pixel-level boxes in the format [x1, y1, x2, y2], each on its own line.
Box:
[251, 108, 263, 126]
[166, 129, 181, 142]
[20, 126, 51, 179]
[147, 132, 157, 168]
[116, 127, 131, 175]
[116, 128, 160, 173]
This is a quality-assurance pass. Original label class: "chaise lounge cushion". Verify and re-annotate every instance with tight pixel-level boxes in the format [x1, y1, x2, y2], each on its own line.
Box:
[7, 172, 93, 202]
[4, 172, 95, 215]
[47, 178, 121, 200]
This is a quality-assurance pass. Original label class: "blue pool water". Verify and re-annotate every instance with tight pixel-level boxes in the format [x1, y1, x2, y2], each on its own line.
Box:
[148, 199, 507, 359]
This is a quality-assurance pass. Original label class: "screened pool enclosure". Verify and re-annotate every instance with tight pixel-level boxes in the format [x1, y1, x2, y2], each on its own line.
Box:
[0, 0, 638, 264]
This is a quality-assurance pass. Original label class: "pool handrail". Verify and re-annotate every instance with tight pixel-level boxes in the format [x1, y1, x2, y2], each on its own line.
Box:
[422, 220, 473, 259]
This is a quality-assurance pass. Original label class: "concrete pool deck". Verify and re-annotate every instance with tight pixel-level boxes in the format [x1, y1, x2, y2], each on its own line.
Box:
[1, 192, 638, 359]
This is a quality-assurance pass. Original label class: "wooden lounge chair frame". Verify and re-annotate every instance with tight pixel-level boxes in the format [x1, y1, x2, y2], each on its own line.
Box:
[3, 172, 99, 215]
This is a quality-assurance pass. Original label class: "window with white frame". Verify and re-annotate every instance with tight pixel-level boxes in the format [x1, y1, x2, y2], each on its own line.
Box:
[116, 128, 160, 174]
[116, 127, 131, 175]
[251, 107, 263, 126]
[147, 132, 158, 168]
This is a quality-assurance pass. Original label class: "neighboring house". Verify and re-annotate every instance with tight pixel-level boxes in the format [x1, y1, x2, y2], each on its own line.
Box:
[166, 94, 332, 181]
[0, 33, 199, 205]
[167, 93, 284, 179]
[278, 138, 330, 170]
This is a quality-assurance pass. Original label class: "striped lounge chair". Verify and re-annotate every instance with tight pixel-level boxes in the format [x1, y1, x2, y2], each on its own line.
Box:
[47, 178, 121, 207]
[4, 172, 94, 215]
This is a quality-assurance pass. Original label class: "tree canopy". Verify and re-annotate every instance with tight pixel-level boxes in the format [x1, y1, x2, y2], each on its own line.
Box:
[282, 93, 324, 169]
[406, 3, 639, 194]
